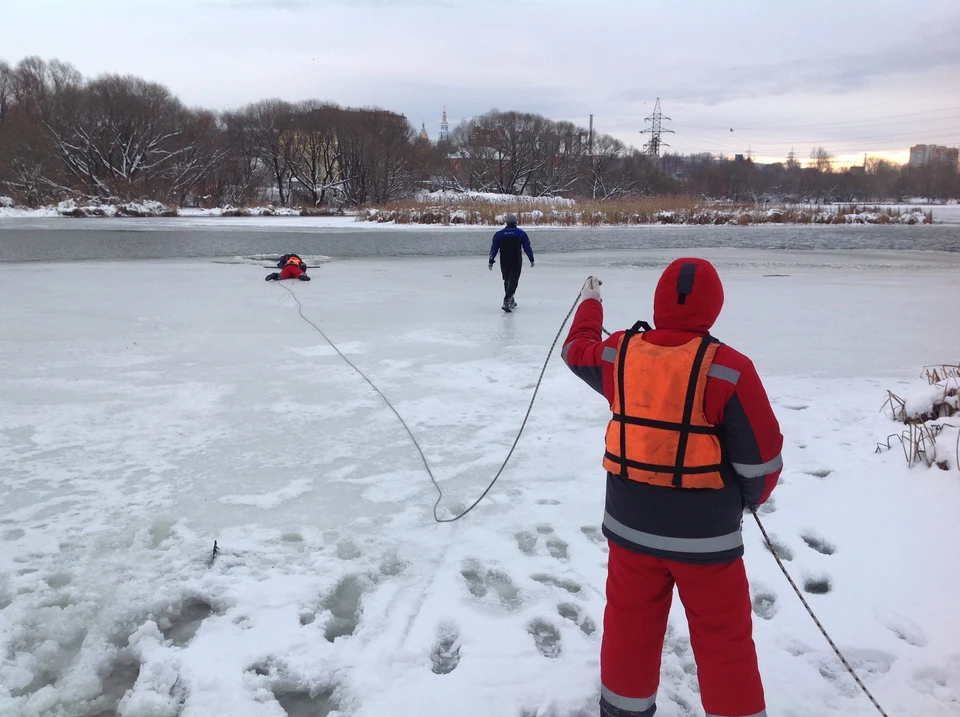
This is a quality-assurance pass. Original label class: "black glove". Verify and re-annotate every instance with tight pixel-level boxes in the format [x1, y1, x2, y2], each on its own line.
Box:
[488, 262, 494, 271]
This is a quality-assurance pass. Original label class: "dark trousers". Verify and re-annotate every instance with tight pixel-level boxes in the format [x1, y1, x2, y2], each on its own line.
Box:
[501, 263, 522, 301]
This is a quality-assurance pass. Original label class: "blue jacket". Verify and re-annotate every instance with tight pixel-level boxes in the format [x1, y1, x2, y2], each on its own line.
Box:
[489, 227, 534, 268]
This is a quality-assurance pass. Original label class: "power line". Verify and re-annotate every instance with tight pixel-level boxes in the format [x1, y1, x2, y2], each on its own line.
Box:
[676, 101, 960, 132]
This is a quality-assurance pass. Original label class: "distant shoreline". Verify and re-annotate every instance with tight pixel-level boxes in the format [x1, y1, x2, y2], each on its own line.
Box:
[0, 197, 947, 226]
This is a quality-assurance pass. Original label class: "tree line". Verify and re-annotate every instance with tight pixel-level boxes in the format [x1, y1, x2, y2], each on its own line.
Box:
[0, 57, 957, 208]
[662, 148, 960, 204]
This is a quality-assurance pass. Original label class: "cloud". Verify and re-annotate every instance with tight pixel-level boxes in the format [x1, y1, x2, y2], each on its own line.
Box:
[613, 23, 960, 106]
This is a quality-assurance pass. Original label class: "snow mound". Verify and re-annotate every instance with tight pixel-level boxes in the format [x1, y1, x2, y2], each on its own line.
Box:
[56, 199, 177, 218]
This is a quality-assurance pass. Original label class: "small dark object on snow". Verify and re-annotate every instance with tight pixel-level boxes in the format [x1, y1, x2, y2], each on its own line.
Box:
[211, 540, 219, 564]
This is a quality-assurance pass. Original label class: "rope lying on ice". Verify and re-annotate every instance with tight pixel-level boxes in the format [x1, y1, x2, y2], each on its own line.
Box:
[748, 507, 889, 716]
[277, 281, 607, 522]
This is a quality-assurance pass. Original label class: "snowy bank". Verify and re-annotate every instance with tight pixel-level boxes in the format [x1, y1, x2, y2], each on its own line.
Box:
[357, 199, 935, 227]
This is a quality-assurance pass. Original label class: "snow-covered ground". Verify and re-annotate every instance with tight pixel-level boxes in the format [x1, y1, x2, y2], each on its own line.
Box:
[2, 249, 960, 717]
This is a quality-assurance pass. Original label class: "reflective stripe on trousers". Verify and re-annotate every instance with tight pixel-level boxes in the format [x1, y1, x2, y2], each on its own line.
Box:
[600, 685, 656, 717]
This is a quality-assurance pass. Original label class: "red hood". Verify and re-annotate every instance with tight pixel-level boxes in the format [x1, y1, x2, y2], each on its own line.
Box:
[653, 258, 724, 333]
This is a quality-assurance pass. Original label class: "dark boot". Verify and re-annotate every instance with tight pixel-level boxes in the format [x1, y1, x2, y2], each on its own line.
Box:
[265, 272, 280, 281]
[298, 274, 311, 281]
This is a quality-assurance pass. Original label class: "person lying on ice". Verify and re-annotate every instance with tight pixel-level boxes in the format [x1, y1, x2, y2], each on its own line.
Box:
[265, 253, 311, 281]
[562, 259, 783, 717]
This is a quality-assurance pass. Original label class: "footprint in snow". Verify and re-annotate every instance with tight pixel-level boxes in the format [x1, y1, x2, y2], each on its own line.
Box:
[557, 602, 596, 636]
[515, 531, 538, 556]
[531, 573, 582, 595]
[802, 574, 833, 595]
[546, 537, 569, 560]
[844, 648, 897, 675]
[460, 561, 521, 608]
[751, 590, 778, 620]
[877, 611, 928, 647]
[800, 531, 836, 555]
[321, 575, 366, 642]
[763, 534, 794, 561]
[99, 650, 147, 712]
[159, 597, 215, 646]
[273, 683, 339, 717]
[580, 525, 605, 545]
[527, 619, 562, 658]
[430, 623, 461, 675]
[805, 468, 833, 479]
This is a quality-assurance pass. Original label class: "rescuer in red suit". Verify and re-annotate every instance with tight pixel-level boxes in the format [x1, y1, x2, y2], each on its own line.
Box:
[562, 258, 783, 717]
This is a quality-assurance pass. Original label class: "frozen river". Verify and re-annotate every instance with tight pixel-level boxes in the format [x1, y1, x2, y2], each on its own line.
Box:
[2, 234, 960, 717]
[1, 218, 959, 262]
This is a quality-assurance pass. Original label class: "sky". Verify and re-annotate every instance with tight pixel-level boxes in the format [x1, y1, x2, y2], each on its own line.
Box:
[1, 0, 959, 166]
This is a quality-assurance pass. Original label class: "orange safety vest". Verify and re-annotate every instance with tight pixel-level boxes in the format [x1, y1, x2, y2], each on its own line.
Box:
[603, 327, 725, 489]
[286, 256, 303, 266]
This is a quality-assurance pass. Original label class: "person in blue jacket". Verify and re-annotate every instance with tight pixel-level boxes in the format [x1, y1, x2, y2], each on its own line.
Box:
[488, 213, 534, 312]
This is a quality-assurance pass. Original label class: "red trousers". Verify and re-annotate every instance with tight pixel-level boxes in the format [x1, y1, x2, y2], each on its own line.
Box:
[601, 542, 765, 717]
[280, 264, 304, 280]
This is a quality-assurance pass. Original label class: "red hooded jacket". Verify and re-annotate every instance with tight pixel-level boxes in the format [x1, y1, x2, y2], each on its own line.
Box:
[562, 258, 783, 564]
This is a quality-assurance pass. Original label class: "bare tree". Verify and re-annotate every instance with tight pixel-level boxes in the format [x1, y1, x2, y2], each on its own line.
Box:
[283, 101, 344, 207]
[40, 74, 189, 197]
[455, 110, 554, 195]
[0, 61, 12, 126]
[809, 146, 834, 173]
[337, 108, 415, 205]
[530, 120, 586, 197]
[242, 99, 293, 205]
[220, 109, 263, 205]
[166, 109, 227, 205]
[587, 134, 636, 200]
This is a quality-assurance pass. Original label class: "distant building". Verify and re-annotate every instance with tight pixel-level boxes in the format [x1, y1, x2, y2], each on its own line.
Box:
[419, 121, 429, 141]
[909, 144, 959, 168]
[439, 107, 450, 144]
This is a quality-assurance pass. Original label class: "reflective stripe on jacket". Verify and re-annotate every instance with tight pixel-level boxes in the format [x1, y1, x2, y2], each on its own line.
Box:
[604, 332, 724, 490]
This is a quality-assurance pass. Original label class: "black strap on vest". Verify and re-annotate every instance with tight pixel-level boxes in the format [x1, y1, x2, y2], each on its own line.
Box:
[615, 321, 651, 478]
[672, 336, 715, 487]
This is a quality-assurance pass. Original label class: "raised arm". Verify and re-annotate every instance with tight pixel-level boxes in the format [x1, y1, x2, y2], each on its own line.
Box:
[561, 297, 620, 400]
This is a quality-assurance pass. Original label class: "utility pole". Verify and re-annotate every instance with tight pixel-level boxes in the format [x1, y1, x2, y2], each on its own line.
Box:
[640, 97, 674, 157]
[588, 114, 594, 155]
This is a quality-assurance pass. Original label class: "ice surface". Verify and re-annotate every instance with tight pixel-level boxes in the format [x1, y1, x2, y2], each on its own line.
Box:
[2, 250, 960, 716]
